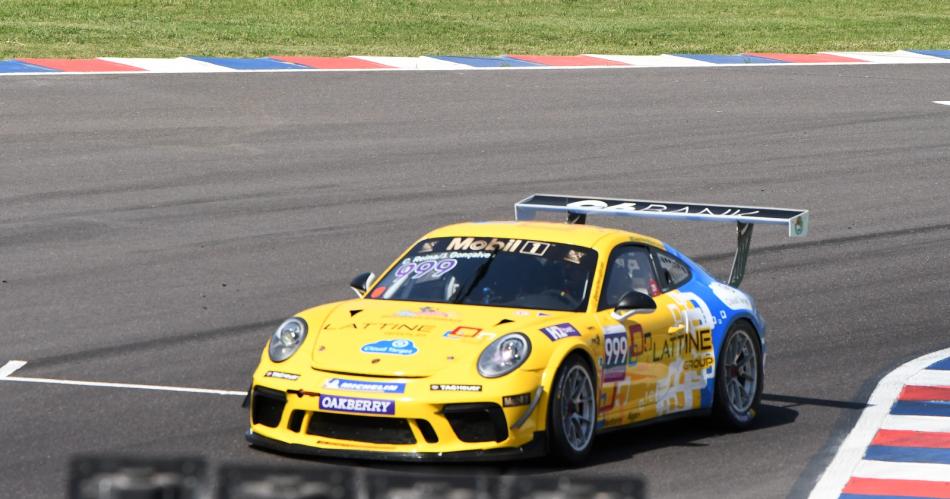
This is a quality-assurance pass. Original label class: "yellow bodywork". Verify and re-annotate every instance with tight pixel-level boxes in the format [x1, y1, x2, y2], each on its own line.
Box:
[249, 221, 708, 457]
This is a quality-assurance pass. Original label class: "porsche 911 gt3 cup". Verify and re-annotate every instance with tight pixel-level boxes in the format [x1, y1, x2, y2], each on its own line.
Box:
[245, 194, 808, 463]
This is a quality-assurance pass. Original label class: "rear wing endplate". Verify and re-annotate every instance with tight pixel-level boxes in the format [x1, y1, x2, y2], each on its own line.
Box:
[514, 194, 809, 287]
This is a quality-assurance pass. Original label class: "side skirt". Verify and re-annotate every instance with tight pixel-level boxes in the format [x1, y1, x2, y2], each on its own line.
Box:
[595, 408, 712, 436]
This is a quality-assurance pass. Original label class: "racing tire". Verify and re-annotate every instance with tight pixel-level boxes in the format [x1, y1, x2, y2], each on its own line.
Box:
[547, 354, 597, 465]
[712, 321, 763, 430]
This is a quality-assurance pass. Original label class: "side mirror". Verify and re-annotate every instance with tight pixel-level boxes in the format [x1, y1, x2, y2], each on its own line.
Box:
[349, 272, 377, 297]
[611, 291, 657, 322]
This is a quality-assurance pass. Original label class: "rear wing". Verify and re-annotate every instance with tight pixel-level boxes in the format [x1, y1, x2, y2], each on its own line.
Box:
[514, 194, 809, 287]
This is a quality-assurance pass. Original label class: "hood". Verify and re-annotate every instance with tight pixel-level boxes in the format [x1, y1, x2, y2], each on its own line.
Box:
[306, 300, 566, 377]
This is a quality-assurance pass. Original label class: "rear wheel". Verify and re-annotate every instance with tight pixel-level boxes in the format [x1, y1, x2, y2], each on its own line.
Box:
[713, 321, 763, 429]
[547, 354, 596, 465]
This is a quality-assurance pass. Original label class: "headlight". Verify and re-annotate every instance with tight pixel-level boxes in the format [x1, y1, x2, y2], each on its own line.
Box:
[268, 318, 307, 362]
[477, 333, 531, 378]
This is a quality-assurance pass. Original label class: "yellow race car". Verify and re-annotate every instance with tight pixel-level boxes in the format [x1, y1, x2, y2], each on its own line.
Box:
[245, 194, 808, 463]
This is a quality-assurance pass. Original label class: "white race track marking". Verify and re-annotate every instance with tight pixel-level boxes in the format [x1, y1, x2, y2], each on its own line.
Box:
[907, 369, 950, 387]
[584, 54, 715, 67]
[808, 346, 950, 499]
[852, 459, 950, 482]
[934, 101, 950, 106]
[822, 50, 950, 64]
[0, 360, 245, 396]
[0, 360, 27, 378]
[99, 57, 236, 73]
[881, 414, 950, 433]
[349, 56, 471, 70]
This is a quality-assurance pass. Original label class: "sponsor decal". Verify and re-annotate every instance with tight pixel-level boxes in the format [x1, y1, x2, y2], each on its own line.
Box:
[361, 339, 418, 356]
[629, 324, 646, 359]
[324, 322, 434, 333]
[475, 331, 496, 341]
[420, 241, 437, 253]
[565, 199, 763, 218]
[446, 237, 551, 256]
[540, 323, 581, 341]
[324, 378, 405, 394]
[603, 329, 629, 382]
[650, 328, 712, 362]
[709, 282, 753, 311]
[656, 291, 717, 416]
[265, 371, 300, 381]
[684, 356, 714, 370]
[430, 384, 482, 392]
[503, 393, 531, 407]
[395, 306, 454, 320]
[444, 326, 481, 338]
[319, 394, 395, 415]
[564, 249, 585, 264]
[599, 385, 616, 411]
[418, 306, 451, 317]
[370, 287, 386, 298]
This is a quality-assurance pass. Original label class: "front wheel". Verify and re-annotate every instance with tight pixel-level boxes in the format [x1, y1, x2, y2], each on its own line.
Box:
[547, 354, 597, 465]
[712, 322, 763, 430]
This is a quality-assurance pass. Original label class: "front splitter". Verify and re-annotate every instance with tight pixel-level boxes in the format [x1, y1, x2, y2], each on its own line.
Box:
[245, 429, 547, 462]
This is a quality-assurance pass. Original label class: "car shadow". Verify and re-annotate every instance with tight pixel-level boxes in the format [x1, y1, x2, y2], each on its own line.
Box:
[251, 393, 818, 476]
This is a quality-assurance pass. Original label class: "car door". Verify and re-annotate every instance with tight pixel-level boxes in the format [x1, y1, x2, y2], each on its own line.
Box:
[651, 248, 718, 417]
[594, 244, 677, 428]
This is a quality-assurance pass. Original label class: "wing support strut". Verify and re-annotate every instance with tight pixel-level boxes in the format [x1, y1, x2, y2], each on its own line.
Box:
[728, 222, 753, 288]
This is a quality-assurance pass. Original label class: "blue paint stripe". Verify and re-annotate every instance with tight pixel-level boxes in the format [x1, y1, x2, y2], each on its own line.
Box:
[840, 495, 942, 499]
[672, 54, 787, 64]
[187, 57, 309, 70]
[891, 400, 950, 417]
[909, 50, 950, 60]
[865, 444, 950, 464]
[927, 357, 950, 370]
[0, 60, 59, 73]
[429, 55, 543, 67]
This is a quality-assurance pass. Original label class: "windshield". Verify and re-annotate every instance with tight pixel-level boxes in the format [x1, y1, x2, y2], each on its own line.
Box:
[368, 237, 597, 312]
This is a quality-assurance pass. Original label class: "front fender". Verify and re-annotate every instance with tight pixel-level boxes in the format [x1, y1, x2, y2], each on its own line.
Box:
[527, 340, 598, 433]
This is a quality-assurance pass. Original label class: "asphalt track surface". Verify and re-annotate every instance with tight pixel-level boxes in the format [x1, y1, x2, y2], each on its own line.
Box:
[1, 64, 949, 498]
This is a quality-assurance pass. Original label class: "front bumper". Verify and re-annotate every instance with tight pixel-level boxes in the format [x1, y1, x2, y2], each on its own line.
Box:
[246, 428, 546, 462]
[247, 368, 548, 461]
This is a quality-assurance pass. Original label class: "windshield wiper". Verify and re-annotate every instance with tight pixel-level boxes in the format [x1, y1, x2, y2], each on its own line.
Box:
[452, 250, 498, 304]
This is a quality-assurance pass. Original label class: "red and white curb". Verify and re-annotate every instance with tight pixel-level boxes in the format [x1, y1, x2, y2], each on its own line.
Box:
[809, 347, 950, 499]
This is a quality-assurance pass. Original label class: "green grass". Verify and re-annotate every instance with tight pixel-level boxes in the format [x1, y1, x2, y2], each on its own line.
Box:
[1, 0, 948, 58]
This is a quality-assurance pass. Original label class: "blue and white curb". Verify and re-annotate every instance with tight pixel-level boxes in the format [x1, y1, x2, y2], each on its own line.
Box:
[1, 50, 948, 76]
[810, 347, 950, 499]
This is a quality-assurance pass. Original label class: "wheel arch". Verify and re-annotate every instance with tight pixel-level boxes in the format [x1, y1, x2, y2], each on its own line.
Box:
[533, 343, 598, 433]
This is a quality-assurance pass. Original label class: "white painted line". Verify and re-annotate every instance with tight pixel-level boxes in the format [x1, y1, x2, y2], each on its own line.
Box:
[588, 54, 716, 67]
[0, 360, 245, 396]
[0, 360, 27, 378]
[349, 56, 471, 70]
[881, 414, 950, 433]
[808, 347, 950, 499]
[852, 459, 950, 482]
[99, 57, 236, 73]
[822, 50, 950, 64]
[907, 369, 950, 387]
[935, 101, 950, 106]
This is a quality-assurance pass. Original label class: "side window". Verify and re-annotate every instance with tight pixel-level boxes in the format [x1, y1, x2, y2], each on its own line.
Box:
[654, 249, 691, 291]
[598, 245, 658, 310]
